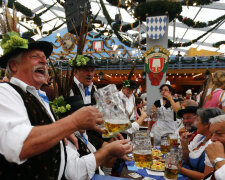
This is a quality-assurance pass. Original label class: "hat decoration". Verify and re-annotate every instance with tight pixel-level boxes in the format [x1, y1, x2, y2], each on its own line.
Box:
[69, 55, 90, 66]
[122, 64, 138, 89]
[0, 4, 24, 53]
[1, 31, 28, 54]
[0, 3, 52, 68]
[122, 80, 131, 88]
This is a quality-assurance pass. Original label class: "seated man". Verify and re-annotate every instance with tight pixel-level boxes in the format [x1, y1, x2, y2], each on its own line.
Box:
[177, 104, 198, 164]
[204, 114, 225, 179]
[0, 34, 132, 179]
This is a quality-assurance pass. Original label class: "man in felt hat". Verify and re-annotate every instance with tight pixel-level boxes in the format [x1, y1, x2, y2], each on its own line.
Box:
[70, 55, 98, 105]
[177, 103, 199, 164]
[116, 79, 148, 135]
[0, 32, 132, 179]
[177, 101, 199, 136]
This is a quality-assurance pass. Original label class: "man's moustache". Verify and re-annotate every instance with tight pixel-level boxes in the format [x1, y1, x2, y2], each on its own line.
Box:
[86, 76, 93, 80]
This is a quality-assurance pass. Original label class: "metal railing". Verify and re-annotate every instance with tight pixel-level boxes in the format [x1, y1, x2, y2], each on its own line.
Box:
[49, 55, 225, 70]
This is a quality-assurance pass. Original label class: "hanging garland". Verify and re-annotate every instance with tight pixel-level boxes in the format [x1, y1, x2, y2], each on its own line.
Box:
[100, 0, 133, 47]
[216, 55, 225, 62]
[134, 1, 182, 22]
[56, 0, 65, 7]
[213, 41, 225, 48]
[109, 58, 120, 65]
[168, 19, 224, 48]
[177, 14, 225, 28]
[112, 21, 140, 33]
[182, 0, 213, 6]
[106, 0, 127, 9]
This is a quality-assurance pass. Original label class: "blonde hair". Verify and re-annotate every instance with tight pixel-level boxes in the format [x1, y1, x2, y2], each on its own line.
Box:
[207, 70, 225, 100]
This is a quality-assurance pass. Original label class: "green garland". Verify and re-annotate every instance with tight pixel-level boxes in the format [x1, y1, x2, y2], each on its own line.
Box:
[213, 41, 225, 48]
[216, 55, 225, 62]
[168, 19, 224, 48]
[112, 21, 139, 32]
[177, 14, 225, 28]
[100, 0, 132, 47]
[134, 1, 182, 22]
[56, 0, 65, 7]
[109, 58, 120, 65]
[182, 0, 212, 6]
[106, 0, 127, 9]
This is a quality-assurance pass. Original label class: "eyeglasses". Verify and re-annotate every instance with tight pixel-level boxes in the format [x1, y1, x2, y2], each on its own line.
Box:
[160, 89, 169, 92]
[182, 116, 197, 120]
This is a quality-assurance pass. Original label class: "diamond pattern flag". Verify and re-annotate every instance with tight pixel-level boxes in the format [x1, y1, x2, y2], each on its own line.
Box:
[146, 16, 167, 40]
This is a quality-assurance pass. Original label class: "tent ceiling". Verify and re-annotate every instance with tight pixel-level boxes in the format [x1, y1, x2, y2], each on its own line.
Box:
[3, 0, 225, 56]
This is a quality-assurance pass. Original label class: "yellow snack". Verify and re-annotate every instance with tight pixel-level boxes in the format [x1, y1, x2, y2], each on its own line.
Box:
[151, 160, 165, 171]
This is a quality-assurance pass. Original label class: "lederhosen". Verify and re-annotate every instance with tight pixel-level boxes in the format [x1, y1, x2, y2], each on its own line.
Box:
[0, 83, 66, 180]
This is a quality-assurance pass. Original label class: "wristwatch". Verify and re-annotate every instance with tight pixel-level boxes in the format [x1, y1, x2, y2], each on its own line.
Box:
[212, 157, 225, 167]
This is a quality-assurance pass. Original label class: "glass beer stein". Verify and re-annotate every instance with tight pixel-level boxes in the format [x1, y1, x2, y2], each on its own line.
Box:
[169, 133, 178, 148]
[161, 134, 170, 154]
[164, 152, 179, 180]
[150, 132, 154, 147]
[132, 131, 152, 168]
[94, 84, 132, 137]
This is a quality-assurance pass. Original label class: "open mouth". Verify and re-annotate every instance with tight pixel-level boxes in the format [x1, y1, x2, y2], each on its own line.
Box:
[34, 66, 46, 76]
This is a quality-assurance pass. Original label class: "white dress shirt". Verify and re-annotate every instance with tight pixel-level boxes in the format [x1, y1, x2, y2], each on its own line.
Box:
[0, 77, 97, 180]
[205, 164, 225, 180]
[117, 91, 140, 135]
[70, 76, 94, 104]
[65, 131, 104, 180]
[118, 91, 136, 120]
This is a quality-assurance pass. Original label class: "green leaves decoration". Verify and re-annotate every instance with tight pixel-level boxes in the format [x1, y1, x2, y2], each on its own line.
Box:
[1, 31, 28, 54]
[68, 55, 90, 67]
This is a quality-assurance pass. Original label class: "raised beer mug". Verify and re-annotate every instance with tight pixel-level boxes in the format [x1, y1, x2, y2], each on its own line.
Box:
[132, 130, 152, 168]
[164, 152, 179, 180]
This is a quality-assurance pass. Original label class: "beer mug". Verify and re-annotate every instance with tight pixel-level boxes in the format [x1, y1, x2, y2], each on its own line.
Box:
[94, 84, 131, 136]
[132, 131, 152, 168]
[104, 104, 131, 134]
[161, 134, 170, 154]
[150, 132, 154, 147]
[169, 133, 178, 148]
[164, 152, 179, 180]
[142, 117, 150, 127]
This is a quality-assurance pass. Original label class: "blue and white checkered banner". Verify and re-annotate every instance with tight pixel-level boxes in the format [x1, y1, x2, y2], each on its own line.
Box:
[146, 16, 167, 40]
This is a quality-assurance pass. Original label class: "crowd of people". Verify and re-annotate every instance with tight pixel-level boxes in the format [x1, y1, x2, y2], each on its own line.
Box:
[0, 35, 225, 180]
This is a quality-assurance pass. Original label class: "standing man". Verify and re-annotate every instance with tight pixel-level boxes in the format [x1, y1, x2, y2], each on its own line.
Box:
[0, 35, 132, 180]
[118, 80, 146, 134]
[70, 55, 97, 105]
[119, 80, 138, 121]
